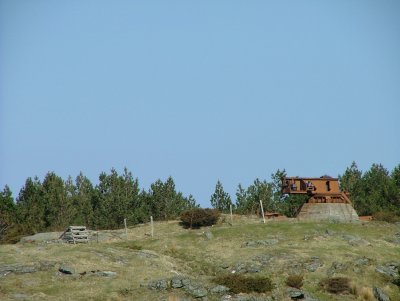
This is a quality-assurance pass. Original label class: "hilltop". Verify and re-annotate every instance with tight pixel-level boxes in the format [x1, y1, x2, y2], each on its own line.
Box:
[0, 216, 399, 301]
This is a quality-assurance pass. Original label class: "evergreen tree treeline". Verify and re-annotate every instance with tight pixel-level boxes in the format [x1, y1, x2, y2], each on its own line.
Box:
[211, 162, 400, 218]
[1, 162, 400, 243]
[0, 168, 198, 242]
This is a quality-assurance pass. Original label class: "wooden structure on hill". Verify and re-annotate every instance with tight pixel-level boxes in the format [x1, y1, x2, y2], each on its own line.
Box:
[60, 226, 89, 244]
[282, 176, 359, 221]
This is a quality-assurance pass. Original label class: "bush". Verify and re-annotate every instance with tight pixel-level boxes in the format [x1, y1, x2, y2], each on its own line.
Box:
[285, 274, 303, 289]
[372, 211, 400, 223]
[214, 274, 273, 293]
[319, 277, 351, 294]
[180, 208, 220, 229]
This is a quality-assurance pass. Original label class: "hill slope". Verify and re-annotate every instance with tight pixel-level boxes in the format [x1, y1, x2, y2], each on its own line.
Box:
[0, 216, 399, 301]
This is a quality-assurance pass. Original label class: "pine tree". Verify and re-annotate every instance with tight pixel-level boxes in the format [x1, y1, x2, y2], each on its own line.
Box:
[71, 172, 95, 227]
[147, 176, 197, 220]
[235, 183, 249, 214]
[42, 172, 72, 230]
[0, 186, 15, 241]
[210, 180, 232, 213]
[16, 177, 45, 233]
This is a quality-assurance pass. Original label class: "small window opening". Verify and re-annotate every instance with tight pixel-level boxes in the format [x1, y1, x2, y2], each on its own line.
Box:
[326, 181, 331, 191]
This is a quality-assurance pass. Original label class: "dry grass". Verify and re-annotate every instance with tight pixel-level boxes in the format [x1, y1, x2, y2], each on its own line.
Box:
[285, 274, 304, 289]
[357, 287, 374, 301]
[0, 218, 399, 300]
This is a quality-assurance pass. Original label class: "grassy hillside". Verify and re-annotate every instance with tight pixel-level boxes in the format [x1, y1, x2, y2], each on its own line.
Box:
[0, 216, 399, 301]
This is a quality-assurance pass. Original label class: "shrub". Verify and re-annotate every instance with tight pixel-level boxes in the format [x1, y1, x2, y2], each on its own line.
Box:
[319, 277, 351, 294]
[214, 274, 273, 294]
[372, 211, 400, 223]
[285, 274, 304, 289]
[180, 208, 220, 229]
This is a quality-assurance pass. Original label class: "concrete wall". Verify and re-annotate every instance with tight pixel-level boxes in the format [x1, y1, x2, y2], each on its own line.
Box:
[297, 203, 359, 222]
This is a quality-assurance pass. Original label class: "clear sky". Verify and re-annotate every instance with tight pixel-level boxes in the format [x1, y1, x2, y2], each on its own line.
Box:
[1, 0, 399, 207]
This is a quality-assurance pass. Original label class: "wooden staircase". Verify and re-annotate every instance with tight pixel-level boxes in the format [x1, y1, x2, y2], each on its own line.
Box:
[60, 226, 89, 244]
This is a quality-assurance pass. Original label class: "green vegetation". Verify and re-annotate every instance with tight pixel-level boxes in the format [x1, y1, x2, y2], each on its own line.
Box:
[180, 208, 220, 228]
[1, 162, 400, 243]
[210, 180, 232, 213]
[339, 162, 400, 216]
[0, 168, 198, 243]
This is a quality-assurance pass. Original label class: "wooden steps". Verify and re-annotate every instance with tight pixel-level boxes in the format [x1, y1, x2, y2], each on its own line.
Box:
[60, 226, 89, 244]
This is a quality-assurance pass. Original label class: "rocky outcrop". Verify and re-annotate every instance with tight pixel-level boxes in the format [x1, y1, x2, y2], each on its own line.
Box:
[303, 257, 323, 272]
[373, 287, 390, 301]
[148, 277, 209, 298]
[0, 261, 57, 277]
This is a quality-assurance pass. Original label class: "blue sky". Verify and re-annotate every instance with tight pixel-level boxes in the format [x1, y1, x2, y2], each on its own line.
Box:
[1, 1, 399, 207]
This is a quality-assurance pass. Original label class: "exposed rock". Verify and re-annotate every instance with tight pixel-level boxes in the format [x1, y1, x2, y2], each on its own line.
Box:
[386, 233, 400, 245]
[287, 288, 304, 299]
[209, 285, 230, 294]
[204, 231, 214, 240]
[59, 265, 75, 275]
[0, 264, 40, 276]
[352, 257, 373, 273]
[351, 238, 370, 246]
[148, 279, 170, 290]
[304, 257, 322, 272]
[375, 263, 399, 278]
[233, 262, 261, 274]
[38, 261, 57, 271]
[147, 276, 208, 298]
[12, 293, 30, 300]
[136, 250, 159, 259]
[243, 239, 279, 247]
[342, 234, 370, 246]
[220, 294, 267, 301]
[253, 254, 274, 266]
[324, 229, 335, 236]
[171, 277, 184, 288]
[327, 261, 349, 276]
[0, 265, 34, 275]
[93, 271, 117, 277]
[184, 284, 208, 298]
[354, 257, 373, 266]
[19, 232, 63, 243]
[342, 234, 358, 241]
[182, 278, 192, 287]
[373, 287, 390, 301]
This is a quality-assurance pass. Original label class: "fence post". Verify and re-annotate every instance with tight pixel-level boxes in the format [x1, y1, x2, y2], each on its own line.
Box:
[124, 218, 128, 240]
[230, 204, 233, 225]
[259, 200, 266, 224]
[150, 216, 154, 238]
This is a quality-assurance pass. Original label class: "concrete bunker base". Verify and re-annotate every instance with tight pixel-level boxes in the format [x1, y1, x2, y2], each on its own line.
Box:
[297, 203, 359, 222]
